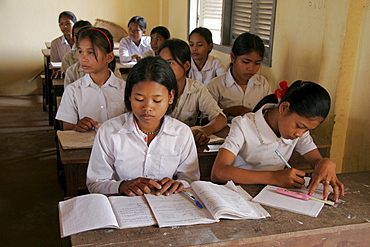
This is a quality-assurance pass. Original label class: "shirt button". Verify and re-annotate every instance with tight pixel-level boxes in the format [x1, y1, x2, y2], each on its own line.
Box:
[274, 156, 278, 159]
[101, 105, 104, 109]
[148, 154, 151, 157]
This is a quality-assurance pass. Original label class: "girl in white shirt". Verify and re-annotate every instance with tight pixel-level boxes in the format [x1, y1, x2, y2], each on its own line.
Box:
[159, 39, 227, 145]
[142, 26, 171, 58]
[56, 27, 125, 132]
[207, 32, 271, 119]
[119, 16, 151, 63]
[188, 27, 225, 85]
[211, 81, 344, 201]
[87, 56, 200, 196]
[50, 11, 77, 62]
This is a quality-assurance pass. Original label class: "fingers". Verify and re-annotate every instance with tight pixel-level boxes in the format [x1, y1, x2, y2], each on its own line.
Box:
[156, 177, 184, 196]
[119, 178, 162, 196]
[75, 117, 98, 132]
[192, 129, 210, 145]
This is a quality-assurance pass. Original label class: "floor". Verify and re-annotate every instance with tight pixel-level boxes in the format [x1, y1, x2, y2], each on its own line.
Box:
[0, 95, 70, 246]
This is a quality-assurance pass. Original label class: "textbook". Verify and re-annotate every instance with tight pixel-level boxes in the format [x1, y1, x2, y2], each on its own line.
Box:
[59, 181, 269, 237]
[252, 177, 333, 217]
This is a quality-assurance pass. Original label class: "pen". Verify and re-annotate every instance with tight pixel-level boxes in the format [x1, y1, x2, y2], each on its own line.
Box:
[276, 188, 335, 206]
[275, 150, 292, 168]
[180, 191, 203, 209]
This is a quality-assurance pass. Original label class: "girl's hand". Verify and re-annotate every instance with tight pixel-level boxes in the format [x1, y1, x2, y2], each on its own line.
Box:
[192, 128, 210, 145]
[155, 177, 184, 196]
[119, 177, 162, 196]
[75, 117, 98, 132]
[224, 106, 252, 117]
[307, 158, 345, 201]
[272, 168, 306, 188]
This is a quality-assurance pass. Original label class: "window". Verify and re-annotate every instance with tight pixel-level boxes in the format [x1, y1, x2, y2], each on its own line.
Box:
[189, 0, 277, 67]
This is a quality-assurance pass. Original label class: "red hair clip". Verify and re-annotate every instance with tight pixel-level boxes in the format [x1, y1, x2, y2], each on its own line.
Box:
[274, 81, 289, 102]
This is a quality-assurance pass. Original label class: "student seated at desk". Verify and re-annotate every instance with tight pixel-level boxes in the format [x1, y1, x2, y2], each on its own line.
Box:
[56, 27, 126, 132]
[159, 39, 227, 145]
[61, 20, 92, 74]
[119, 16, 151, 63]
[188, 27, 225, 85]
[63, 25, 123, 88]
[207, 32, 271, 120]
[51, 11, 77, 62]
[87, 56, 200, 196]
[211, 80, 345, 201]
[142, 26, 171, 58]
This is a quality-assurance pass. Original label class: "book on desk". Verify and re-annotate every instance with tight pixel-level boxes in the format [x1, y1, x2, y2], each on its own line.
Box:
[58, 180, 270, 237]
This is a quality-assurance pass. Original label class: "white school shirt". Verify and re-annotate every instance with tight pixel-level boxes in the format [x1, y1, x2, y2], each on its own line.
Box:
[221, 104, 317, 171]
[119, 36, 151, 63]
[170, 78, 225, 126]
[64, 63, 123, 88]
[56, 71, 126, 125]
[188, 56, 225, 85]
[207, 68, 271, 111]
[61, 49, 79, 72]
[86, 112, 200, 194]
[50, 35, 73, 62]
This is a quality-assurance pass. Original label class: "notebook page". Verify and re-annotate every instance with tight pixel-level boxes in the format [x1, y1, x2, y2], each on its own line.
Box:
[59, 194, 118, 238]
[192, 181, 266, 219]
[108, 196, 156, 228]
[252, 185, 324, 217]
[144, 193, 216, 228]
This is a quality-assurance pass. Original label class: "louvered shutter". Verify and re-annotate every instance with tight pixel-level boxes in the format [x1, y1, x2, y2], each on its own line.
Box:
[198, 0, 223, 44]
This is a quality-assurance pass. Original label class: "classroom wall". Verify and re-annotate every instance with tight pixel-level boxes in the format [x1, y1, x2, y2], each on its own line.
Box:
[0, 0, 369, 173]
[0, 0, 168, 95]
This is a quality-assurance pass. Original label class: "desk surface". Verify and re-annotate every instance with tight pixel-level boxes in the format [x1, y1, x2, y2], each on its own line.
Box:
[70, 170, 370, 246]
[42, 48, 50, 57]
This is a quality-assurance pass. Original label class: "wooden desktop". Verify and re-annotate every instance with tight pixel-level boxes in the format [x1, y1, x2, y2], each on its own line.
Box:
[69, 170, 370, 246]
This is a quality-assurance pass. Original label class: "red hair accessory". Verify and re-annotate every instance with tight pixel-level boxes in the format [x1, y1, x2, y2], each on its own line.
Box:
[274, 81, 289, 102]
[89, 28, 113, 52]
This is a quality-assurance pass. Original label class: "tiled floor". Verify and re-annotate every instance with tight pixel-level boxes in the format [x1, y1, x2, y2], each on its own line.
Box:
[0, 95, 70, 246]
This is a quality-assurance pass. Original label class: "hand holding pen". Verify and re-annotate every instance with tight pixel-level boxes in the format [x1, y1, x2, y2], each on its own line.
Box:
[274, 150, 305, 188]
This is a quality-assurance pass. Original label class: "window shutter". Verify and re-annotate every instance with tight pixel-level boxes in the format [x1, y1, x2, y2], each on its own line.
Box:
[198, 0, 223, 44]
[231, 0, 276, 67]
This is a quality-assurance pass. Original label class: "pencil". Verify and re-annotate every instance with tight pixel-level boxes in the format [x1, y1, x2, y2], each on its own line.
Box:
[275, 150, 292, 168]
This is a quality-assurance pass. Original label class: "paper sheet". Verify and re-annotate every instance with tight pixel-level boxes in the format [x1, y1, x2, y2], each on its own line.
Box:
[57, 130, 96, 149]
[252, 178, 331, 217]
[190, 126, 225, 144]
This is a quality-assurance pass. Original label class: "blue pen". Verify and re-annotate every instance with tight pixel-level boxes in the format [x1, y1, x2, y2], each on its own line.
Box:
[275, 150, 292, 169]
[181, 191, 203, 209]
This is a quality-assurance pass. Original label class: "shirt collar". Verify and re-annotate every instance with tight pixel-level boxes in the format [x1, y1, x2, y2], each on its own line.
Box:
[118, 113, 178, 136]
[253, 104, 295, 146]
[81, 70, 121, 89]
[190, 56, 214, 72]
[225, 67, 262, 88]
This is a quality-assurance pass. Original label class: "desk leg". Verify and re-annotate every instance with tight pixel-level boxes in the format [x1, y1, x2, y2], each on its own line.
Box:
[64, 164, 79, 196]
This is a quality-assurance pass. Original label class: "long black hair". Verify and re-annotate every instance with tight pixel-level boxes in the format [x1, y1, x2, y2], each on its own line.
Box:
[125, 56, 178, 114]
[253, 80, 331, 119]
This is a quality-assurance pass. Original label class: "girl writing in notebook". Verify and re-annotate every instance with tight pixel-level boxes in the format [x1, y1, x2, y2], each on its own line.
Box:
[207, 32, 271, 120]
[158, 39, 227, 145]
[188, 27, 225, 85]
[211, 81, 345, 201]
[56, 27, 126, 132]
[87, 56, 200, 196]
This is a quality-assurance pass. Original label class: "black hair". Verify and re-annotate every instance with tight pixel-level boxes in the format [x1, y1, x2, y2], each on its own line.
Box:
[189, 27, 213, 53]
[72, 20, 92, 35]
[124, 56, 178, 114]
[253, 80, 331, 119]
[128, 16, 147, 31]
[232, 32, 265, 59]
[58, 11, 77, 23]
[150, 26, 171, 40]
[77, 27, 116, 72]
[158, 38, 191, 72]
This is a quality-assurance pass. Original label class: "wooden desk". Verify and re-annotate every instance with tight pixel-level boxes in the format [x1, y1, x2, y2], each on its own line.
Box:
[70, 170, 370, 246]
[45, 41, 51, 49]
